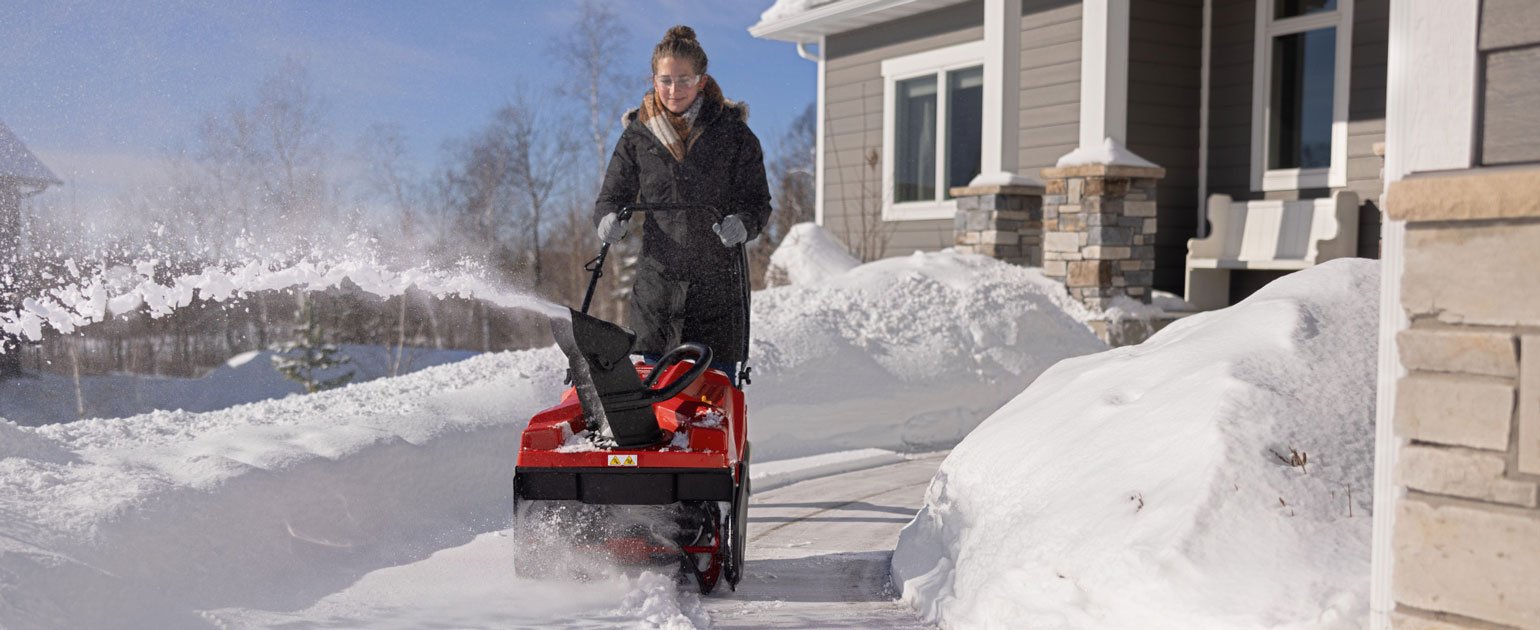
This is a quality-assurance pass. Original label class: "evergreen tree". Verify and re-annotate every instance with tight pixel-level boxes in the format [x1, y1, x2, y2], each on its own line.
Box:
[271, 296, 355, 393]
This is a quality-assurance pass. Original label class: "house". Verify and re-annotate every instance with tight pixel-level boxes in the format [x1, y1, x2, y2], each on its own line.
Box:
[757, 2, 1540, 627]
[750, 0, 1386, 309]
[0, 121, 61, 378]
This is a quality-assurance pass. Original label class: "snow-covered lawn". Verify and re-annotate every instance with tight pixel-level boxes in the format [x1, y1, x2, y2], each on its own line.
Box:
[893, 258, 1379, 630]
[0, 225, 1108, 629]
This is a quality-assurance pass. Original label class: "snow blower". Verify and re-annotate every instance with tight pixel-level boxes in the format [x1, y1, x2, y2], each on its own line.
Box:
[512, 203, 751, 595]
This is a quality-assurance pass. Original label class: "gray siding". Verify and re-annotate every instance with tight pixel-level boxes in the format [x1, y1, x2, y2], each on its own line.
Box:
[1128, 0, 1203, 294]
[1205, 0, 1386, 261]
[823, 1, 984, 258]
[821, 0, 1081, 260]
[1478, 0, 1540, 166]
[1018, 1, 1083, 176]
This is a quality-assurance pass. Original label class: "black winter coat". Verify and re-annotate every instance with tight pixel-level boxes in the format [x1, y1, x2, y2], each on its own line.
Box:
[594, 95, 772, 363]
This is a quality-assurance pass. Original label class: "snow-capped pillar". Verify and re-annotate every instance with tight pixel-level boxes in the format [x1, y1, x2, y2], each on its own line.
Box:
[1039, 161, 1164, 314]
[1079, 0, 1130, 149]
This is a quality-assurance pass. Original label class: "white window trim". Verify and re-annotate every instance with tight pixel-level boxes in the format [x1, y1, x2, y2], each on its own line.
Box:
[1249, 0, 1354, 192]
[881, 40, 985, 221]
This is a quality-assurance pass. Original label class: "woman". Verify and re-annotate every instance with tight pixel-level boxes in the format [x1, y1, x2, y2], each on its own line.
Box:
[594, 25, 772, 372]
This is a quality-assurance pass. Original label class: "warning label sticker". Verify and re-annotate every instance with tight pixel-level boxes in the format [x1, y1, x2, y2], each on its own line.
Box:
[607, 454, 638, 467]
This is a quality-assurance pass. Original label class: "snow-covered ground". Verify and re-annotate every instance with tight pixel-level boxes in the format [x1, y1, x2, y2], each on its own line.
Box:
[0, 224, 1110, 629]
[893, 258, 1380, 630]
[0, 224, 1380, 629]
[0, 344, 478, 426]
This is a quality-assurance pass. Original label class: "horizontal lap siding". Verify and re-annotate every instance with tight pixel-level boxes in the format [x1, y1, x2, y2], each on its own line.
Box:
[1128, 0, 1203, 294]
[1478, 0, 1540, 165]
[823, 1, 984, 259]
[1019, 1, 1083, 180]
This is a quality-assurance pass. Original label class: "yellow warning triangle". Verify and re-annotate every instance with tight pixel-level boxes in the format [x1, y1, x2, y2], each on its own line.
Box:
[623, 455, 636, 465]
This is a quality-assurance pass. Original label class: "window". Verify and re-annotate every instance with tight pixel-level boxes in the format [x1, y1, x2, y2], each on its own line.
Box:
[1250, 0, 1352, 191]
[882, 41, 984, 220]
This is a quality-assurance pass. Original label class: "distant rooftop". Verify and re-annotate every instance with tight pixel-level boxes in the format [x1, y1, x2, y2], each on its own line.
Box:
[0, 122, 62, 188]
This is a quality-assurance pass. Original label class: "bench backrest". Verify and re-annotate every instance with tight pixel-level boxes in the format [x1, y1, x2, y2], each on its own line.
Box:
[1191, 191, 1360, 263]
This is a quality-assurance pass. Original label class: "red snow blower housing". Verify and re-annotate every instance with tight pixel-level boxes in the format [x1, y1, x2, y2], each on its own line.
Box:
[513, 204, 751, 594]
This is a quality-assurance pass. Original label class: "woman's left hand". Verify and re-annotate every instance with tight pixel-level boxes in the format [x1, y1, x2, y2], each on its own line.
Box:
[713, 214, 748, 247]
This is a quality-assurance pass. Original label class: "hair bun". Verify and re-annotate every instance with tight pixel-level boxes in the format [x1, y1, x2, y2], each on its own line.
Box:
[665, 25, 696, 42]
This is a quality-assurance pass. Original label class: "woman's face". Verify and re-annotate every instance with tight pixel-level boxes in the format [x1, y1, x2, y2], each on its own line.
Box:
[653, 56, 701, 115]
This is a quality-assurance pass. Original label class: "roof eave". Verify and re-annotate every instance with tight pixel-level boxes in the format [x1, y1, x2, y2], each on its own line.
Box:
[749, 0, 969, 43]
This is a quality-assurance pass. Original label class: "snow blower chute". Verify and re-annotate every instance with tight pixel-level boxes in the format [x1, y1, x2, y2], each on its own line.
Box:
[513, 203, 751, 595]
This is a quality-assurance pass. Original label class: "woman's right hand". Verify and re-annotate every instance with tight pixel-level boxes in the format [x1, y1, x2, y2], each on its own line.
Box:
[597, 212, 629, 245]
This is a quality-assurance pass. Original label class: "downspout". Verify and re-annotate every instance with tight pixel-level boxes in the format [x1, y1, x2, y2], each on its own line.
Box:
[798, 39, 827, 226]
[1197, 0, 1211, 237]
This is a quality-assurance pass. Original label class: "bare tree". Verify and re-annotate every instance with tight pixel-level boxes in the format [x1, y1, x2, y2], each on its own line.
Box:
[498, 97, 573, 293]
[254, 57, 332, 240]
[827, 87, 892, 262]
[550, 0, 633, 188]
[751, 102, 817, 287]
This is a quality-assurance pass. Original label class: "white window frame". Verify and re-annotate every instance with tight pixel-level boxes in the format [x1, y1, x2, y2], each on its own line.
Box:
[881, 40, 985, 221]
[1250, 0, 1354, 192]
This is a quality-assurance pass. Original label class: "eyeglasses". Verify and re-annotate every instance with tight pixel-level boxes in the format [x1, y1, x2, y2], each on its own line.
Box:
[653, 74, 701, 89]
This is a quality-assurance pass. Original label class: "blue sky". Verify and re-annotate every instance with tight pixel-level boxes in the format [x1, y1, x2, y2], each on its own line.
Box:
[1, 0, 815, 209]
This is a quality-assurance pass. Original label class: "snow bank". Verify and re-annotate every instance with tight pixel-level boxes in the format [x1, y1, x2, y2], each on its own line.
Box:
[892, 259, 1380, 630]
[750, 245, 1107, 460]
[0, 345, 478, 426]
[0, 236, 1106, 628]
[765, 222, 860, 287]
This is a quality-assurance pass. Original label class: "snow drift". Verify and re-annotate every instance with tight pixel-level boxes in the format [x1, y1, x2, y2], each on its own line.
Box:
[750, 242, 1107, 460]
[0, 227, 1106, 628]
[892, 259, 1380, 630]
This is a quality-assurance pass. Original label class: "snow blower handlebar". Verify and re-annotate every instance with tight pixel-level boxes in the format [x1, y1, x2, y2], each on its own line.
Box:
[582, 203, 729, 314]
[580, 202, 752, 384]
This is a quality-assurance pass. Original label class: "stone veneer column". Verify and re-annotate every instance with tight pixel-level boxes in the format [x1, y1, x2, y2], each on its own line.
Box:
[950, 184, 1044, 266]
[1384, 167, 1540, 630]
[1037, 163, 1164, 311]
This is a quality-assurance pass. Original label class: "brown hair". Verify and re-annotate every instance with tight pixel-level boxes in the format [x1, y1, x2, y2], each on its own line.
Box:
[651, 25, 708, 76]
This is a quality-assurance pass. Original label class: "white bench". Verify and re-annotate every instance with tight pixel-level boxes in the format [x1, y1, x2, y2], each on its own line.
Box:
[1184, 191, 1360, 310]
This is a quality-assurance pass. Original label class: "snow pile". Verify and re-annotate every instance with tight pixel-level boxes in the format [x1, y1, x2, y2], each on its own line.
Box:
[750, 245, 1107, 460]
[892, 259, 1380, 630]
[765, 222, 860, 286]
[1055, 137, 1160, 169]
[0, 345, 478, 426]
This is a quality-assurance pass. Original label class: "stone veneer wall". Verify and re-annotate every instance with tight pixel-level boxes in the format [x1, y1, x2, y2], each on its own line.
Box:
[950, 184, 1045, 267]
[1038, 164, 1165, 311]
[1385, 166, 1540, 630]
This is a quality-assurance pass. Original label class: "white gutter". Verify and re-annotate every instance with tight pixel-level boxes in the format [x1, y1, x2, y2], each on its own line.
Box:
[814, 37, 827, 226]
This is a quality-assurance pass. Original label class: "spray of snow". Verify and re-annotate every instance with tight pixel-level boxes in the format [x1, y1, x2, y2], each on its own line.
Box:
[892, 258, 1380, 630]
[0, 248, 570, 350]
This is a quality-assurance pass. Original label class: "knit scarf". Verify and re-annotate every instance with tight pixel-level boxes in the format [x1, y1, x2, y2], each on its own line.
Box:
[639, 75, 725, 162]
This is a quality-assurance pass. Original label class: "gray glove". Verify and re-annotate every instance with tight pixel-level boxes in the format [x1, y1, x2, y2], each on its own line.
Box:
[597, 212, 628, 245]
[713, 214, 748, 247]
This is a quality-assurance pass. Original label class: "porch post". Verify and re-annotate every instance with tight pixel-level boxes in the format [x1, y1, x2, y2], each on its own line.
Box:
[1079, 0, 1130, 148]
[970, 0, 1033, 188]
